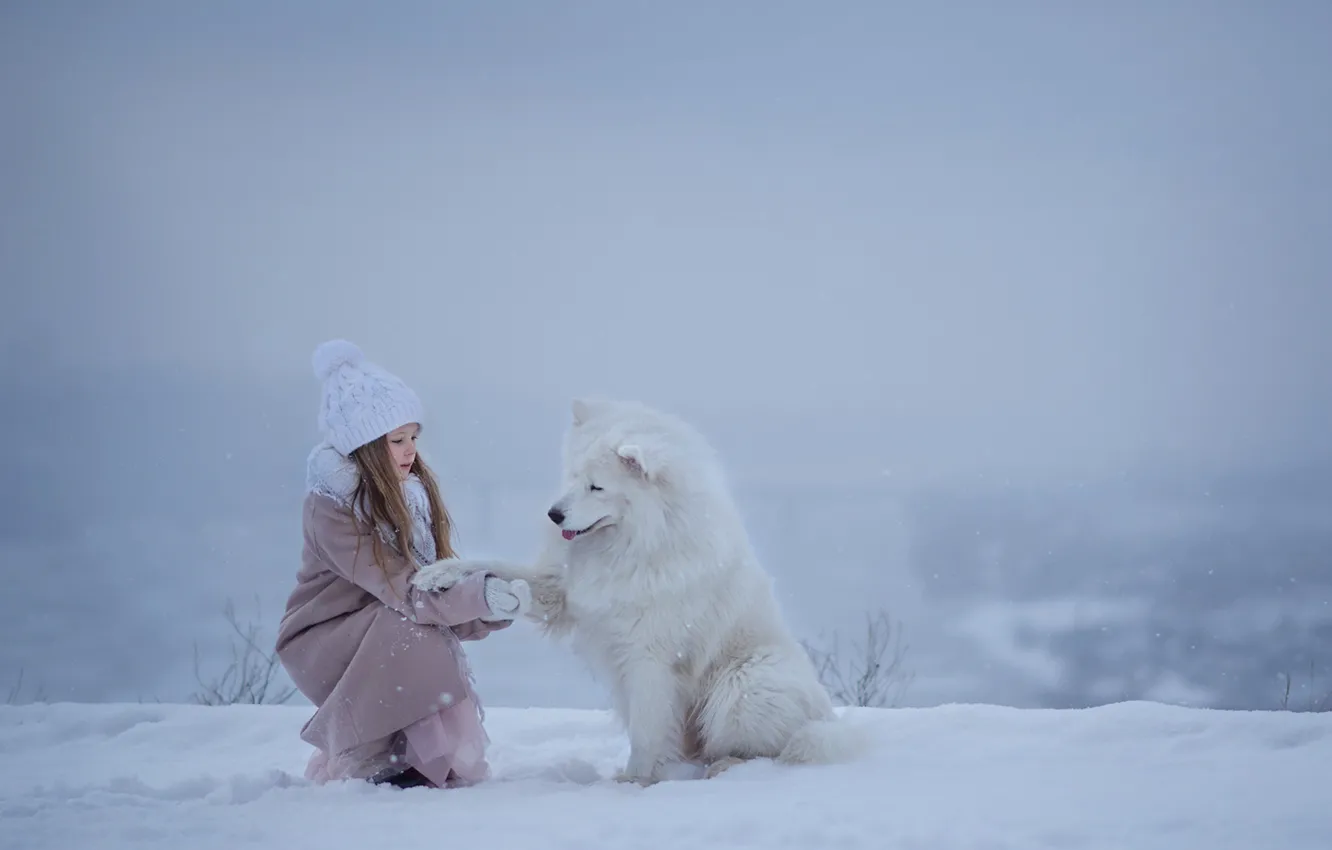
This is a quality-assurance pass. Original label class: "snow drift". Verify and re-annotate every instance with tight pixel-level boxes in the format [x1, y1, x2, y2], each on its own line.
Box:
[2, 700, 1329, 849]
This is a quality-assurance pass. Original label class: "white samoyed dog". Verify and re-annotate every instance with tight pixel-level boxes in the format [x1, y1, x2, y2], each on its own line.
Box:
[413, 398, 867, 785]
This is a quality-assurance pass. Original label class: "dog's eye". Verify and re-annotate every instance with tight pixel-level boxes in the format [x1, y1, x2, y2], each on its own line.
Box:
[589, 484, 603, 492]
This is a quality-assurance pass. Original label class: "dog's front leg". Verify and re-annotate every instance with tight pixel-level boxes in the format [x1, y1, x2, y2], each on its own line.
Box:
[477, 562, 574, 636]
[499, 563, 567, 636]
[615, 661, 684, 786]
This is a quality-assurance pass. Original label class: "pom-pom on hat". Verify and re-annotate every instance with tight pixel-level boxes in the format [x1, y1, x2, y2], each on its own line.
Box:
[312, 339, 425, 455]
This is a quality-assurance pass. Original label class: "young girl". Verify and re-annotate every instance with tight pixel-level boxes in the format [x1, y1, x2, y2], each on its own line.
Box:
[276, 339, 530, 790]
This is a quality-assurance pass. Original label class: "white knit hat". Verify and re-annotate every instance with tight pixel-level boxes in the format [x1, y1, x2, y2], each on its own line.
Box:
[311, 339, 425, 455]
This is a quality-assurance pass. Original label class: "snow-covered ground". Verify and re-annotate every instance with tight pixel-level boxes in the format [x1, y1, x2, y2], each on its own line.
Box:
[2, 700, 1329, 849]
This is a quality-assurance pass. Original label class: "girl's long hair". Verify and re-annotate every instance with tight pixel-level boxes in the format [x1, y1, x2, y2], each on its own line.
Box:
[348, 434, 457, 576]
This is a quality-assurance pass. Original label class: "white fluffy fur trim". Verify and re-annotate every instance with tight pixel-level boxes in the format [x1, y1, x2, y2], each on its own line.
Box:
[305, 441, 438, 565]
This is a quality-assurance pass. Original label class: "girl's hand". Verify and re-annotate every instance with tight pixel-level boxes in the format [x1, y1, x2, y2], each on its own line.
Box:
[481, 577, 532, 622]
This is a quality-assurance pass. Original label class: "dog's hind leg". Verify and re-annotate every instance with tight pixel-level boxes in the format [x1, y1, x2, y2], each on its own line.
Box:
[695, 651, 819, 764]
[697, 652, 866, 767]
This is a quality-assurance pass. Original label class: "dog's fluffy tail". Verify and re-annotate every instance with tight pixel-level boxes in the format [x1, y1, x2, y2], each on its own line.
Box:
[777, 713, 873, 766]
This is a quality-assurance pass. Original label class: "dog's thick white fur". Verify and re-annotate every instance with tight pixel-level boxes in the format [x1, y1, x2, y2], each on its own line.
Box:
[414, 398, 866, 784]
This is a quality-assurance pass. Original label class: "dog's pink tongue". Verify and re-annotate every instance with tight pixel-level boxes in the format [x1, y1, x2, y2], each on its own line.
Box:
[561, 529, 577, 541]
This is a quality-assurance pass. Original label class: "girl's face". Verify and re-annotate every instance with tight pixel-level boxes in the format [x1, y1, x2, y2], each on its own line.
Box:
[386, 423, 420, 481]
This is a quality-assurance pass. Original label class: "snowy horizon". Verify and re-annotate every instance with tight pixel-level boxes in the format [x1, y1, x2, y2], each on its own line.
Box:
[4, 372, 1331, 714]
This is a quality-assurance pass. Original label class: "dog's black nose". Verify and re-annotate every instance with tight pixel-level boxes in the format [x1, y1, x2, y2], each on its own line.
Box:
[547, 507, 565, 525]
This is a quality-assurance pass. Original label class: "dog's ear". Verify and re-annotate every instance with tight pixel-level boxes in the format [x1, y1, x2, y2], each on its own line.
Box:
[571, 398, 604, 426]
[571, 398, 591, 425]
[616, 443, 658, 480]
[572, 398, 620, 426]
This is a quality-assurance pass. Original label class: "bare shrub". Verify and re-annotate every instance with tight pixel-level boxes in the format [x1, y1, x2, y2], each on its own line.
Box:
[801, 608, 914, 708]
[5, 667, 47, 705]
[192, 597, 297, 706]
[1278, 661, 1331, 713]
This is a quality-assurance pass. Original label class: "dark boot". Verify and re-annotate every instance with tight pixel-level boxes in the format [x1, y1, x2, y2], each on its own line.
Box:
[368, 765, 434, 789]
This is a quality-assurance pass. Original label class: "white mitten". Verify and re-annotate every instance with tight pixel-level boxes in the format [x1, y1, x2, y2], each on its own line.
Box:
[482, 577, 531, 622]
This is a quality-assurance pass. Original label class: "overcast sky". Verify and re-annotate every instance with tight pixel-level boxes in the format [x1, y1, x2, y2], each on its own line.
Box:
[3, 1, 1330, 711]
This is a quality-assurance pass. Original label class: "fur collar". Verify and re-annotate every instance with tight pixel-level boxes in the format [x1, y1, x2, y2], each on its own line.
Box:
[305, 441, 438, 565]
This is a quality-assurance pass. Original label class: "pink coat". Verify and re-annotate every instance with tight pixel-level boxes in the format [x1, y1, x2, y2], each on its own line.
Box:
[275, 490, 509, 787]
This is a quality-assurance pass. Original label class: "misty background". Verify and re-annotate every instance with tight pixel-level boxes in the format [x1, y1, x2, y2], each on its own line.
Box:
[3, 2, 1330, 714]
